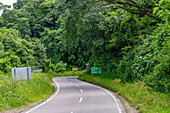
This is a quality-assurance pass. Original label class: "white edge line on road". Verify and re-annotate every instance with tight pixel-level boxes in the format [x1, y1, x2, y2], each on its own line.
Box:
[76, 85, 79, 87]
[25, 78, 60, 113]
[76, 79, 122, 113]
[79, 97, 83, 102]
[92, 85, 122, 113]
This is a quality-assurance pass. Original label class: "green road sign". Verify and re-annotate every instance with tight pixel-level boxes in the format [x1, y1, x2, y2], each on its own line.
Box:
[91, 67, 101, 74]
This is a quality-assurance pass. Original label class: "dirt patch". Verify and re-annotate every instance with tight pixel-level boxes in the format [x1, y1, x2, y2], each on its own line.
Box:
[50, 82, 55, 86]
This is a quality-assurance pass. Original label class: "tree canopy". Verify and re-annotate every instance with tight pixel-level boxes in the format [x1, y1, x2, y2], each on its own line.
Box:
[0, 0, 169, 93]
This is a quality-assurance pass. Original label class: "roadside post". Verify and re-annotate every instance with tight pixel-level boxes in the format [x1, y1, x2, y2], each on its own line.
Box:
[27, 67, 30, 83]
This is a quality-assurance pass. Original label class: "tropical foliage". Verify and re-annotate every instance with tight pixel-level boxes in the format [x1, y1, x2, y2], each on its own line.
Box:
[0, 0, 169, 93]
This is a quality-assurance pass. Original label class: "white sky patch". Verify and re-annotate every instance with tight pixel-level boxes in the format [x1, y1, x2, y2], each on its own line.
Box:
[0, 0, 17, 16]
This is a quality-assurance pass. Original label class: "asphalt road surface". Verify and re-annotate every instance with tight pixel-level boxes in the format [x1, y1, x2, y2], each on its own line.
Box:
[23, 77, 126, 113]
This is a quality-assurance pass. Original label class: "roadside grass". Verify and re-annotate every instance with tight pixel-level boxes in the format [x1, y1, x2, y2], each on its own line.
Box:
[47, 71, 85, 78]
[78, 74, 170, 113]
[0, 71, 84, 112]
[0, 72, 55, 111]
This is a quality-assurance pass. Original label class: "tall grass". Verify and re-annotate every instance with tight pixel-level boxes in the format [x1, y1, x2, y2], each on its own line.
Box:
[0, 71, 85, 111]
[79, 74, 170, 113]
[0, 73, 55, 111]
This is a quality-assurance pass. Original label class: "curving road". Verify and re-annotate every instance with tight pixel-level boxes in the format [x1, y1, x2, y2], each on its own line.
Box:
[22, 77, 126, 113]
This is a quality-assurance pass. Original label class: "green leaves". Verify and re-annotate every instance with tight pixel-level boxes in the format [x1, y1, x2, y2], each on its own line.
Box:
[153, 0, 170, 22]
[0, 27, 48, 72]
[0, 2, 11, 10]
[0, 0, 169, 93]
[131, 23, 170, 93]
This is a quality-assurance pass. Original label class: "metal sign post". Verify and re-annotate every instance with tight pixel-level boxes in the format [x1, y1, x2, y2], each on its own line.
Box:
[27, 68, 30, 83]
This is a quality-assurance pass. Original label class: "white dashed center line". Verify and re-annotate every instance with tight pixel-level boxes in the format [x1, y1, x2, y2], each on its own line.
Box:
[80, 89, 83, 93]
[79, 97, 83, 102]
[75, 85, 79, 87]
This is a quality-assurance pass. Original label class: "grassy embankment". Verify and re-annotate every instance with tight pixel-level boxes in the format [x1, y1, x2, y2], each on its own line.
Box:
[1, 71, 169, 113]
[0, 71, 83, 112]
[79, 74, 170, 113]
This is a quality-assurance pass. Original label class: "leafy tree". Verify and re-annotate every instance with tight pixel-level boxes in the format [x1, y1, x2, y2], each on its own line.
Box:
[13, 0, 29, 9]
[0, 2, 11, 10]
[0, 0, 169, 92]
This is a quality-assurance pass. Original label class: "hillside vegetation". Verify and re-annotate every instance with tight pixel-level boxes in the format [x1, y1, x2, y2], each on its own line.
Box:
[0, 0, 169, 93]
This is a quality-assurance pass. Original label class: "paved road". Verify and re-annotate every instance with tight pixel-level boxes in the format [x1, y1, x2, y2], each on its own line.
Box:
[23, 77, 126, 113]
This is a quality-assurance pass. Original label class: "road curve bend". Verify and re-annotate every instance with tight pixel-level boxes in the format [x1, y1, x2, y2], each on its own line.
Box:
[22, 77, 126, 113]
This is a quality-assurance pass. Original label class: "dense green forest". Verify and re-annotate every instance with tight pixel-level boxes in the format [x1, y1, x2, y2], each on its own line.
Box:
[0, 0, 169, 93]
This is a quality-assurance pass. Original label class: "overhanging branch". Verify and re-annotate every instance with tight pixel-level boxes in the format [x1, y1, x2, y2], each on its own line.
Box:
[117, 5, 156, 18]
[100, 0, 156, 18]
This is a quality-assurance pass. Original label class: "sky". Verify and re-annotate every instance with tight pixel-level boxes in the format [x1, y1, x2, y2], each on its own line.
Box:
[0, 0, 17, 16]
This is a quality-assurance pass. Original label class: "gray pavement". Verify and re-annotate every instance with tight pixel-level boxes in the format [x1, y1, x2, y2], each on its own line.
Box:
[22, 77, 126, 113]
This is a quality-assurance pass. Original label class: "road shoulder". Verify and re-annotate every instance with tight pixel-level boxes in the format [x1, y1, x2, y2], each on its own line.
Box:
[79, 79, 139, 113]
